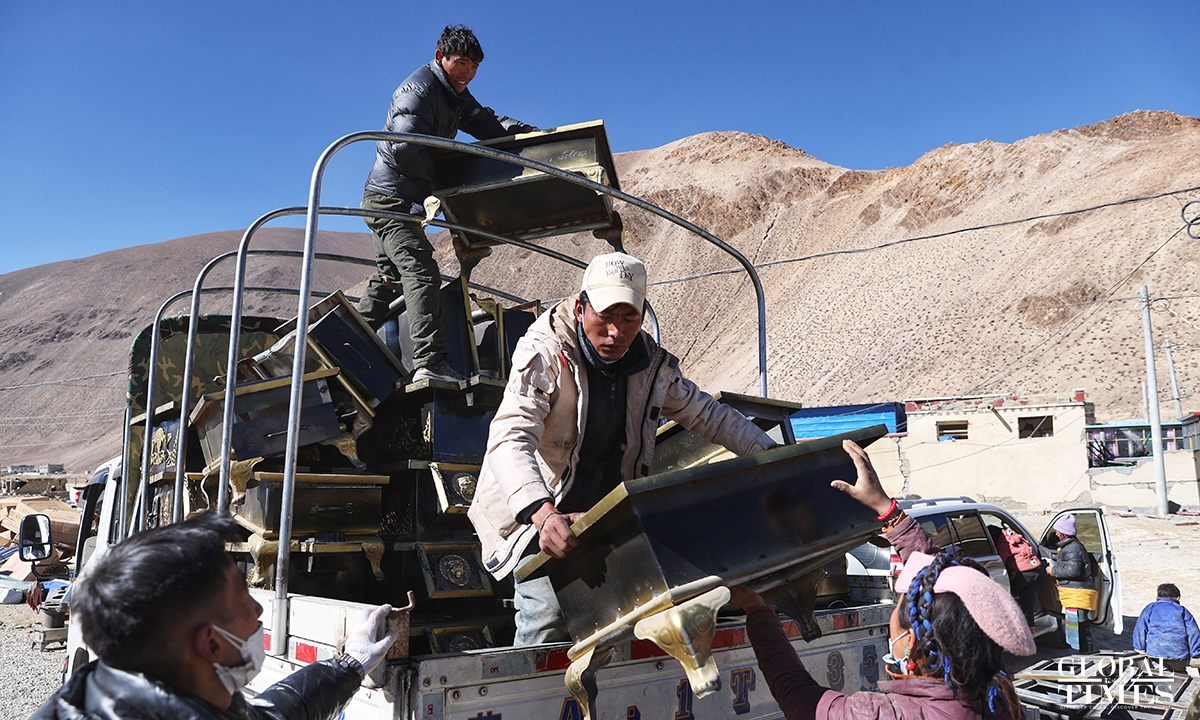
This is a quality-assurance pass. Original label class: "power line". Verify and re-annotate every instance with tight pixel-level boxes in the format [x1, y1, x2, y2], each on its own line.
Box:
[0, 408, 125, 423]
[961, 223, 1187, 395]
[0, 371, 125, 391]
[650, 184, 1200, 288]
[667, 291, 1142, 350]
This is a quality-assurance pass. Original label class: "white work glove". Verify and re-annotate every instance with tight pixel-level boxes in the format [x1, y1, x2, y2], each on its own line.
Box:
[344, 604, 400, 675]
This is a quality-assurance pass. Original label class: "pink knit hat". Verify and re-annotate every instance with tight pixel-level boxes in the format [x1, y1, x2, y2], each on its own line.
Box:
[895, 552, 1036, 656]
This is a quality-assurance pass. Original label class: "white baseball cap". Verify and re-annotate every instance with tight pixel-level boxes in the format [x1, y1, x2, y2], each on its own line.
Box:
[581, 252, 647, 313]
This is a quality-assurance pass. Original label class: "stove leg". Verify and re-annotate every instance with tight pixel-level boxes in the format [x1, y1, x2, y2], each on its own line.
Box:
[565, 645, 613, 720]
[633, 586, 731, 698]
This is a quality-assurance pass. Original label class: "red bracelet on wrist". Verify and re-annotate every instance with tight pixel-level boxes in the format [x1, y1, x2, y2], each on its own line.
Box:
[876, 497, 899, 522]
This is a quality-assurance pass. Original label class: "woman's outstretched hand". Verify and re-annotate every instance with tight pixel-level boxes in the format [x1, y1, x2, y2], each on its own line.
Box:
[830, 439, 893, 517]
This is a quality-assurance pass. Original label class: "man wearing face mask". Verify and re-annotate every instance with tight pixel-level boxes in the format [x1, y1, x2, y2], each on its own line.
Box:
[468, 252, 776, 645]
[32, 512, 398, 719]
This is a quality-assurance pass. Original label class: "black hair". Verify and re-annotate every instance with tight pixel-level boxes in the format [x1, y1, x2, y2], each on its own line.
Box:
[75, 512, 243, 667]
[579, 290, 591, 307]
[1159, 583, 1181, 599]
[437, 25, 484, 63]
[898, 551, 1022, 720]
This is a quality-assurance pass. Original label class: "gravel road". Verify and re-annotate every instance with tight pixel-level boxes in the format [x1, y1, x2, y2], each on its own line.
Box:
[2, 511, 1197, 716]
[0, 603, 65, 718]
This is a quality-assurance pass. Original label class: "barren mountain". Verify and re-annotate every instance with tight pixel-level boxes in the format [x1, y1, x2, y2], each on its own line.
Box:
[0, 228, 376, 472]
[3, 111, 1200, 473]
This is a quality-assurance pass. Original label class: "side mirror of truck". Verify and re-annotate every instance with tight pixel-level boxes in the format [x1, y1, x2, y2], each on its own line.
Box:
[18, 514, 54, 562]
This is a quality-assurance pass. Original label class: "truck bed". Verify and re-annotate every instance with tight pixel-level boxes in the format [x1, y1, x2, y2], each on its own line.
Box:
[246, 589, 893, 720]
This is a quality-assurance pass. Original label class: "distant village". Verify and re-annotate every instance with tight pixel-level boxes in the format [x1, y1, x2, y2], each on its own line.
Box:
[1, 463, 72, 497]
[4, 464, 65, 476]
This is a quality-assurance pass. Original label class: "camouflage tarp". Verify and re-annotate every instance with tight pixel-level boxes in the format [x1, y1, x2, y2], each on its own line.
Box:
[123, 315, 283, 527]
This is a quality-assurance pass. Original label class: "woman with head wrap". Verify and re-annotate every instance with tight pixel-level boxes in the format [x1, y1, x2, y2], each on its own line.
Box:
[729, 440, 1036, 720]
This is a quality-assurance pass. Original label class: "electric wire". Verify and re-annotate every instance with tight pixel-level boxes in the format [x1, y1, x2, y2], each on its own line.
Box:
[649, 184, 1200, 288]
[0, 371, 125, 391]
[961, 223, 1187, 395]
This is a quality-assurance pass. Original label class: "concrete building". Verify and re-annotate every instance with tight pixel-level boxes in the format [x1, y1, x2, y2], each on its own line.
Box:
[859, 390, 1200, 512]
[4, 464, 35, 475]
[888, 390, 1092, 509]
[1086, 416, 1200, 510]
[37, 463, 65, 475]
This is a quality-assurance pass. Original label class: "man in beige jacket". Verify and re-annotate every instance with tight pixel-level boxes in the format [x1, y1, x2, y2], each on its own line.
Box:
[468, 252, 775, 645]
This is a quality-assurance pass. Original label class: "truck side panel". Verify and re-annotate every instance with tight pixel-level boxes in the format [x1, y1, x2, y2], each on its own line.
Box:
[407, 610, 890, 720]
[244, 599, 890, 719]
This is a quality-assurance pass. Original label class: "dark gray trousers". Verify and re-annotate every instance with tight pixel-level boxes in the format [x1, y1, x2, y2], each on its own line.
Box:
[358, 189, 446, 369]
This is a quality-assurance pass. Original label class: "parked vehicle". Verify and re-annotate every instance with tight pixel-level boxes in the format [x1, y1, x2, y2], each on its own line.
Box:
[891, 497, 1122, 641]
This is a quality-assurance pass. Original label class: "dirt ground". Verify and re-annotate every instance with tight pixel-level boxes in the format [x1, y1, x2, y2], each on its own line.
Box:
[1, 511, 1196, 716]
[0, 603, 67, 718]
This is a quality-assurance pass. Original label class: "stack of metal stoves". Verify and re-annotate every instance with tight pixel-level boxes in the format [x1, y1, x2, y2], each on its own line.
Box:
[186, 286, 538, 654]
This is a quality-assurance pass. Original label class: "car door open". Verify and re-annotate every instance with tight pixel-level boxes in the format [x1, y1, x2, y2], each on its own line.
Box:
[1042, 507, 1123, 635]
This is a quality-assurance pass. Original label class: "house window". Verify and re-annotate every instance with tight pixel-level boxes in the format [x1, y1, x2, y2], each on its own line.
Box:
[1019, 416, 1053, 439]
[936, 421, 968, 441]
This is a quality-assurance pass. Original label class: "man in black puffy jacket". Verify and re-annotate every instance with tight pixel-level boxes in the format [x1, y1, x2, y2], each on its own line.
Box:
[360, 25, 535, 384]
[32, 512, 397, 719]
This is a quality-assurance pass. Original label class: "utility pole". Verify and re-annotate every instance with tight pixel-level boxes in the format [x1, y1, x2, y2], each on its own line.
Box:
[1141, 286, 1169, 516]
[1164, 337, 1184, 422]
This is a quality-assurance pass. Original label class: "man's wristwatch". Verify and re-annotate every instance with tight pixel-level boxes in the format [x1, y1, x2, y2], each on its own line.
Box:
[334, 653, 366, 680]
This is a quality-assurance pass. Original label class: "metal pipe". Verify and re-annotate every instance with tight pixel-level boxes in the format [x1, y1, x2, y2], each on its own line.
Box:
[219, 213, 286, 515]
[137, 290, 192, 532]
[174, 252, 238, 523]
[261, 127, 769, 656]
[142, 283, 340, 527]
[364, 208, 661, 343]
[213, 205, 539, 511]
[119, 407, 132, 540]
[181, 248, 375, 515]
[269, 156, 336, 656]
[316, 131, 770, 395]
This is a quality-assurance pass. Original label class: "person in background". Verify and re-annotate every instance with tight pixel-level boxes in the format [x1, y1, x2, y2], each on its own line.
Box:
[1048, 513, 1096, 652]
[728, 440, 1036, 720]
[32, 512, 398, 719]
[1132, 583, 1200, 673]
[360, 25, 536, 383]
[987, 523, 1043, 628]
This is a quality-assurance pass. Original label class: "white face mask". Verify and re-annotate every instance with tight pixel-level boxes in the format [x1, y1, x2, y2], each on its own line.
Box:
[881, 629, 912, 675]
[211, 623, 265, 695]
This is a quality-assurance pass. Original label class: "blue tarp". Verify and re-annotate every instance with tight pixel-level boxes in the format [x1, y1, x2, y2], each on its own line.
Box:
[791, 402, 907, 440]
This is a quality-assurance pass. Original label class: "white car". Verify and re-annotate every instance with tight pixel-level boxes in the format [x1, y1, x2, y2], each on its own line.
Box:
[859, 497, 1122, 643]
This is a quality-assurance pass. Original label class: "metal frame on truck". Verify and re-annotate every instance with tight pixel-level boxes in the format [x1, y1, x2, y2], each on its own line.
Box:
[57, 124, 906, 720]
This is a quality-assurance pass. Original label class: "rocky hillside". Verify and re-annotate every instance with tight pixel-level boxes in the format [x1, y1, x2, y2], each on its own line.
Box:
[0, 228, 375, 472]
[469, 110, 1200, 416]
[3, 111, 1200, 473]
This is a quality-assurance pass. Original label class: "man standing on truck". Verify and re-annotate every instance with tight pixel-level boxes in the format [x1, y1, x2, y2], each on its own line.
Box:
[468, 251, 776, 645]
[360, 24, 535, 384]
[32, 512, 398, 719]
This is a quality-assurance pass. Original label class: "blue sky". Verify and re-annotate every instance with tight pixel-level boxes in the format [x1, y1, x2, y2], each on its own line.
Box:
[2, 1, 1197, 276]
